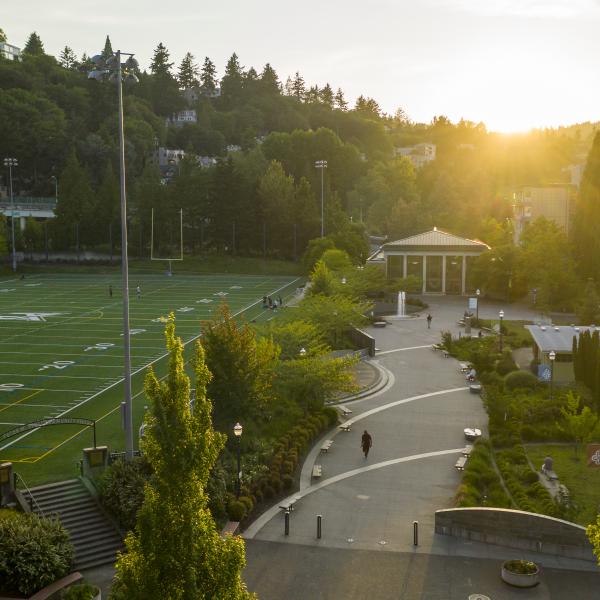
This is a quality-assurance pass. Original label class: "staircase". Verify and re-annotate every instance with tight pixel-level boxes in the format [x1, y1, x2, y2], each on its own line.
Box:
[21, 479, 124, 570]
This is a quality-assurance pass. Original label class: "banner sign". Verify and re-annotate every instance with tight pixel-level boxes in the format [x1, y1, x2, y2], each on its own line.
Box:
[538, 364, 551, 382]
[587, 444, 600, 467]
[468, 297, 477, 310]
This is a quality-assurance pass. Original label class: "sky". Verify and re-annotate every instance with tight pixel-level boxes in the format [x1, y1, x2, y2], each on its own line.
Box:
[3, 0, 600, 132]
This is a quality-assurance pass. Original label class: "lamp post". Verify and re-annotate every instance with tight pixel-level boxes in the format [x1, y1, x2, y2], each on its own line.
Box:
[315, 160, 327, 237]
[3, 158, 18, 273]
[89, 50, 139, 461]
[549, 350, 556, 401]
[476, 288, 480, 323]
[233, 422, 243, 498]
[49, 175, 58, 201]
[499, 309, 504, 352]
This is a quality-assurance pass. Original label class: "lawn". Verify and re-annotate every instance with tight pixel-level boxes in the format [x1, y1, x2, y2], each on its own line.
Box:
[0, 271, 300, 486]
[525, 444, 600, 526]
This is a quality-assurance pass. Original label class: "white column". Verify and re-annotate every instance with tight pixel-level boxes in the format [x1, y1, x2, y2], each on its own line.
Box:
[442, 255, 446, 294]
[461, 255, 467, 295]
[403, 255, 407, 279]
[422, 255, 427, 294]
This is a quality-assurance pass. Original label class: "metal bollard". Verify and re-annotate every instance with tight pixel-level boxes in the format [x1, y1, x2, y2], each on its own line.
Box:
[284, 511, 290, 536]
[413, 520, 418, 546]
[317, 514, 322, 539]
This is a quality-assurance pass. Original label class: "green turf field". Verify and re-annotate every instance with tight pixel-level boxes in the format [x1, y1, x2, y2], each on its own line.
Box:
[0, 272, 299, 484]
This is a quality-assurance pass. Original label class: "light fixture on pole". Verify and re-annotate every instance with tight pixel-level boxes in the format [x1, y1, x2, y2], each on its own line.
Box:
[549, 350, 556, 401]
[89, 50, 139, 461]
[49, 175, 58, 201]
[498, 309, 505, 352]
[233, 422, 243, 498]
[3, 158, 18, 273]
[299, 347, 307, 357]
[314, 160, 327, 237]
[475, 288, 480, 322]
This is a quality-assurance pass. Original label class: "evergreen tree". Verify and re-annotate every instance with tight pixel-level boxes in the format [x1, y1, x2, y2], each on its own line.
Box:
[320, 83, 334, 108]
[0, 28, 6, 43]
[355, 95, 381, 117]
[101, 35, 113, 59]
[291, 71, 305, 101]
[59, 46, 77, 69]
[334, 88, 348, 111]
[200, 57, 217, 93]
[178, 52, 199, 89]
[221, 53, 244, 104]
[149, 42, 173, 76]
[259, 63, 280, 94]
[111, 318, 255, 599]
[305, 85, 320, 104]
[23, 32, 44, 56]
[283, 76, 294, 96]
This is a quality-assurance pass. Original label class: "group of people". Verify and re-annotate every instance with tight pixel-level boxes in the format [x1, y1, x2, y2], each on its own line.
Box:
[108, 284, 141, 299]
[262, 295, 283, 310]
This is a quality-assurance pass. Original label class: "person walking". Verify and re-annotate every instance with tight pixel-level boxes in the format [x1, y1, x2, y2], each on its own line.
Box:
[136, 285, 141, 299]
[426, 313, 432, 329]
[109, 284, 113, 298]
[361, 430, 373, 459]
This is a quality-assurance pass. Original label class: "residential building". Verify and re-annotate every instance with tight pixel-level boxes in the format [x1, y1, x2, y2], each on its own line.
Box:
[512, 184, 572, 244]
[563, 163, 585, 188]
[0, 41, 21, 61]
[154, 147, 186, 168]
[393, 142, 436, 169]
[165, 110, 197, 128]
[181, 86, 221, 105]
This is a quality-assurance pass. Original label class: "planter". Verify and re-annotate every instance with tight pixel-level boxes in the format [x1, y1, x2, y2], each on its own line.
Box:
[501, 560, 539, 588]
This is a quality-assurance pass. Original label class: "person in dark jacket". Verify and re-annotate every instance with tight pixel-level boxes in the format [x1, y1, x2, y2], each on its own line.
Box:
[361, 430, 373, 459]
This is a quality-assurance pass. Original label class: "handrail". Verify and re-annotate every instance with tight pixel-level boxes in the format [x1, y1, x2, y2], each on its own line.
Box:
[14, 472, 45, 517]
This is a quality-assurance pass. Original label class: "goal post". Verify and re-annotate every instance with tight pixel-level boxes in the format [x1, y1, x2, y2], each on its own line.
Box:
[150, 208, 184, 274]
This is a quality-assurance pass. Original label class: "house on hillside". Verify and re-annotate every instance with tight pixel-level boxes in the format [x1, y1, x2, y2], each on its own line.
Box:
[394, 143, 436, 169]
[165, 110, 197, 128]
[0, 40, 21, 61]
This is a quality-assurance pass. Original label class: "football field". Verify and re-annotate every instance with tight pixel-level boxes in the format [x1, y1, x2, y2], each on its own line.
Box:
[0, 272, 298, 475]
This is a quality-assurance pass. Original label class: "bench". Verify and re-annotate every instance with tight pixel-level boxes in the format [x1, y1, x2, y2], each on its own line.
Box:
[279, 496, 301, 512]
[459, 362, 470, 373]
[373, 321, 387, 328]
[454, 456, 468, 471]
[432, 343, 443, 351]
[320, 439, 334, 453]
[312, 464, 323, 478]
[464, 428, 482, 442]
[221, 521, 240, 537]
[339, 423, 351, 432]
[29, 572, 84, 600]
[461, 445, 473, 457]
[457, 319, 465, 327]
[338, 405, 353, 417]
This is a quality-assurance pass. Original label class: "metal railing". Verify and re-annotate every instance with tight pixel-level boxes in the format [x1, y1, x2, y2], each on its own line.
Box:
[14, 472, 45, 517]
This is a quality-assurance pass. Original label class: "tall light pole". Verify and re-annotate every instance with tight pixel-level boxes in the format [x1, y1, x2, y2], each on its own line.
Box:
[3, 158, 18, 272]
[499, 309, 504, 353]
[89, 50, 139, 460]
[315, 160, 327, 237]
[233, 422, 243, 498]
[549, 350, 556, 401]
[49, 175, 58, 201]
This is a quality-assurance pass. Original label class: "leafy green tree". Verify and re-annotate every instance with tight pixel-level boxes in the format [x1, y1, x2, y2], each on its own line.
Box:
[304, 85, 320, 104]
[303, 237, 335, 270]
[178, 52, 199, 89]
[200, 57, 217, 93]
[576, 279, 600, 325]
[308, 259, 337, 296]
[22, 217, 42, 257]
[93, 162, 120, 249]
[23, 32, 44, 56]
[354, 95, 380, 118]
[259, 320, 325, 360]
[320, 248, 352, 273]
[259, 63, 279, 95]
[149, 42, 173, 76]
[0, 28, 6, 43]
[203, 303, 279, 430]
[111, 317, 255, 599]
[587, 515, 600, 566]
[556, 392, 599, 455]
[58, 46, 77, 69]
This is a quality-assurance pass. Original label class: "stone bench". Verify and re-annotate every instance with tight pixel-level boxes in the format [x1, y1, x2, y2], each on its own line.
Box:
[373, 321, 387, 328]
[455, 456, 468, 471]
[339, 423, 352, 432]
[461, 445, 474, 457]
[312, 464, 322, 478]
[279, 496, 301, 513]
[320, 440, 333, 453]
[338, 405, 352, 417]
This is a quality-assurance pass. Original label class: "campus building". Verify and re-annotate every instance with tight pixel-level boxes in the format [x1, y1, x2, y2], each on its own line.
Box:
[0, 40, 21, 61]
[373, 227, 490, 295]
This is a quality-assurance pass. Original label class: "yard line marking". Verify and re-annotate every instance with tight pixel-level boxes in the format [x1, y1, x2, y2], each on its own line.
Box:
[0, 403, 70, 409]
[376, 345, 432, 355]
[0, 422, 24, 426]
[0, 389, 42, 415]
[0, 277, 300, 453]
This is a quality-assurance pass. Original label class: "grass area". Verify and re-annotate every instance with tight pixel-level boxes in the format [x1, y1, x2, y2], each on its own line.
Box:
[525, 444, 600, 526]
[0, 270, 300, 486]
[479, 318, 533, 348]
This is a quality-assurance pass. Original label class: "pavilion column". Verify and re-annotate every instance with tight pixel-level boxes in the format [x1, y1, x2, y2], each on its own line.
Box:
[442, 255, 446, 294]
[461, 255, 467, 295]
[403, 255, 407, 279]
[422, 255, 427, 294]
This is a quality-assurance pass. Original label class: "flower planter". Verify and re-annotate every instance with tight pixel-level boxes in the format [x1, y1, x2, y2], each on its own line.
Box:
[501, 560, 539, 588]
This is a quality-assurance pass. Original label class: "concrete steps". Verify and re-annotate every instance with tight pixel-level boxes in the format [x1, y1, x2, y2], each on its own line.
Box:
[21, 479, 124, 570]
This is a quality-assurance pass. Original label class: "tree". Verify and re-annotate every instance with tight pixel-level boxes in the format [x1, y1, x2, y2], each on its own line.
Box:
[303, 237, 335, 270]
[101, 35, 113, 59]
[587, 515, 600, 566]
[200, 57, 217, 93]
[220, 53, 244, 105]
[23, 32, 44, 56]
[320, 84, 334, 108]
[58, 46, 77, 69]
[0, 28, 6, 43]
[259, 63, 280, 95]
[320, 248, 352, 273]
[354, 95, 380, 118]
[308, 259, 337, 296]
[556, 391, 599, 455]
[291, 71, 305, 101]
[577, 279, 600, 325]
[178, 52, 199, 89]
[203, 303, 279, 430]
[334, 88, 347, 111]
[149, 42, 173, 76]
[111, 317, 255, 599]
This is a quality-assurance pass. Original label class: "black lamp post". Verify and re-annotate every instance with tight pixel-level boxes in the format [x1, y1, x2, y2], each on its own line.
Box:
[499, 309, 504, 352]
[549, 350, 556, 401]
[476, 288, 480, 323]
[233, 422, 242, 498]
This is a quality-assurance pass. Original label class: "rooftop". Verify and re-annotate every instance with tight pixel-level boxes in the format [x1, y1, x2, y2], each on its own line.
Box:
[525, 324, 600, 353]
[383, 227, 490, 250]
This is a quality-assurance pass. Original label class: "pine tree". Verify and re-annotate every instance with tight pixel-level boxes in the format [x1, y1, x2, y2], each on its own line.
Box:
[59, 46, 77, 69]
[101, 35, 113, 59]
[178, 52, 199, 89]
[260, 63, 280, 94]
[0, 28, 6, 43]
[334, 88, 348, 111]
[221, 53, 244, 103]
[284, 76, 294, 96]
[150, 42, 173, 76]
[320, 83, 334, 108]
[200, 57, 217, 93]
[305, 85, 320, 104]
[111, 318, 255, 599]
[23, 32, 44, 56]
[355, 95, 381, 117]
[291, 71, 305, 101]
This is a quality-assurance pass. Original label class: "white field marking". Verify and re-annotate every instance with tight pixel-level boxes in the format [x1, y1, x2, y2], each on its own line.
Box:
[1, 373, 109, 380]
[0, 289, 16, 293]
[83, 343, 114, 352]
[230, 285, 243, 289]
[196, 299, 212, 303]
[24, 283, 42, 287]
[214, 291, 228, 296]
[151, 316, 169, 323]
[0, 277, 300, 452]
[120, 328, 146, 336]
[0, 387, 90, 394]
[177, 306, 194, 312]
[244, 448, 464, 539]
[0, 422, 24, 426]
[0, 383, 24, 391]
[337, 387, 470, 427]
[0, 403, 70, 409]
[38, 360, 75, 372]
[376, 345, 433, 355]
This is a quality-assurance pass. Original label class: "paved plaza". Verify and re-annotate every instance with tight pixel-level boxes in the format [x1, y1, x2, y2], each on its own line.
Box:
[243, 296, 600, 599]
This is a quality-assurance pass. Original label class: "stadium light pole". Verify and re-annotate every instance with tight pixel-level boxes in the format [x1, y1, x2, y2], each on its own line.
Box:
[3, 158, 18, 272]
[315, 160, 327, 237]
[89, 50, 139, 461]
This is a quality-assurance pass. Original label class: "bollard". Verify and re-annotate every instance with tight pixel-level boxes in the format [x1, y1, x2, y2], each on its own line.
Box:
[284, 511, 290, 536]
[317, 514, 322, 539]
[413, 520, 418, 546]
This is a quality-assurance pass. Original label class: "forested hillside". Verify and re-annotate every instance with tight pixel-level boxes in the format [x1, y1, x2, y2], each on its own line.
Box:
[0, 29, 597, 263]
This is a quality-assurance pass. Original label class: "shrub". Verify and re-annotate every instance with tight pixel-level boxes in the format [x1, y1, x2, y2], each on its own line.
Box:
[227, 500, 247, 522]
[263, 485, 275, 499]
[282, 460, 294, 475]
[322, 406, 339, 426]
[496, 355, 518, 376]
[97, 456, 151, 531]
[238, 496, 254, 514]
[0, 512, 73, 596]
[270, 476, 282, 493]
[61, 583, 100, 600]
[282, 474, 294, 490]
[504, 370, 539, 391]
